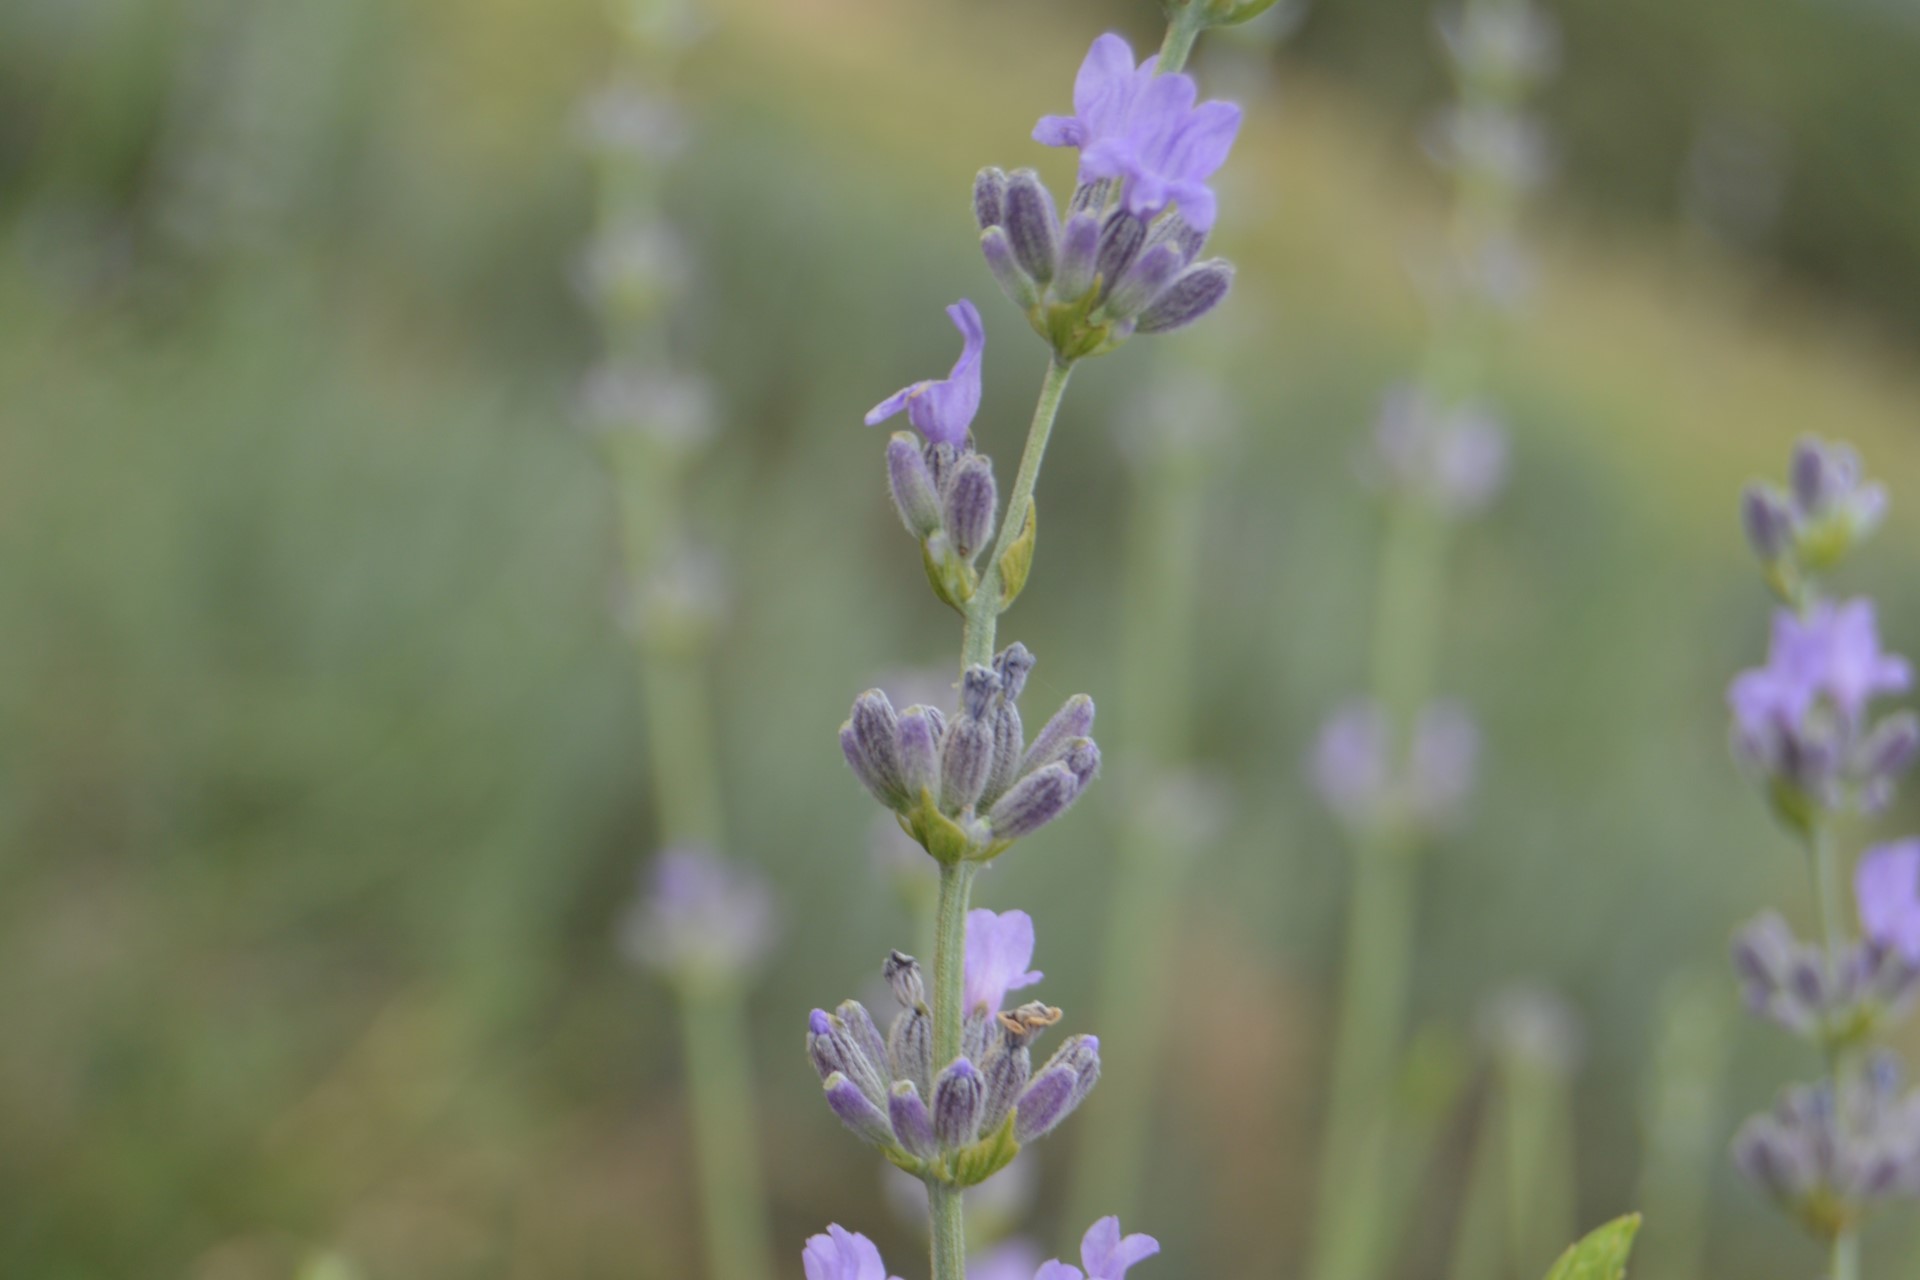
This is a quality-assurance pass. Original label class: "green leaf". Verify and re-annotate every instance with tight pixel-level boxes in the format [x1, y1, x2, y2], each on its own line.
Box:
[949, 1111, 1021, 1187]
[1542, 1214, 1641, 1280]
[997, 503, 1036, 609]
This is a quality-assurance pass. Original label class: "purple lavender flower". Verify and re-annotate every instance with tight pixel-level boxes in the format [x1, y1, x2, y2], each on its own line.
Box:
[1033, 1217, 1160, 1280]
[1730, 601, 1911, 733]
[1311, 701, 1391, 828]
[968, 1240, 1044, 1280]
[866, 300, 985, 447]
[1311, 698, 1479, 831]
[1368, 385, 1508, 515]
[1032, 34, 1242, 234]
[802, 1225, 904, 1280]
[965, 908, 1044, 1015]
[1860, 841, 1920, 963]
[621, 845, 776, 979]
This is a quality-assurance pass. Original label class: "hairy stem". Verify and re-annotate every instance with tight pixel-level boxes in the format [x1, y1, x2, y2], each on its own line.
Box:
[963, 357, 1074, 670]
[680, 980, 775, 1280]
[930, 1182, 968, 1280]
[1156, 4, 1209, 76]
[930, 859, 978, 1280]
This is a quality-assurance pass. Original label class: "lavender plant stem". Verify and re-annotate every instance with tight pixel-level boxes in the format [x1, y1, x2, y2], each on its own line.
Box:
[1806, 817, 1862, 1280]
[962, 357, 1075, 670]
[1155, 5, 1209, 77]
[930, 859, 979, 1280]
[680, 979, 776, 1280]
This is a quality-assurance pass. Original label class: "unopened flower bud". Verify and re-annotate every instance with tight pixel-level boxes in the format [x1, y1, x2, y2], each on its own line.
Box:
[824, 1072, 896, 1147]
[889, 1080, 937, 1157]
[843, 691, 906, 808]
[934, 1058, 985, 1150]
[1742, 483, 1795, 562]
[1004, 170, 1061, 285]
[993, 643, 1035, 702]
[1095, 210, 1147, 292]
[974, 167, 1008, 230]
[1136, 259, 1235, 334]
[837, 999, 890, 1083]
[982, 228, 1042, 310]
[983, 703, 1026, 810]
[1065, 739, 1102, 787]
[1013, 1065, 1076, 1143]
[941, 713, 995, 815]
[1791, 438, 1843, 516]
[1054, 212, 1102, 301]
[1101, 242, 1184, 320]
[889, 1005, 934, 1099]
[988, 762, 1082, 841]
[980, 1036, 1032, 1136]
[1023, 695, 1097, 773]
[943, 455, 998, 562]
[887, 434, 944, 539]
[961, 666, 999, 719]
[897, 708, 942, 804]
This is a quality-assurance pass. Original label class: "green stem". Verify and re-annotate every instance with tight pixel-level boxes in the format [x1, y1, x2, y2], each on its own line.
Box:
[1064, 422, 1209, 1228]
[1807, 817, 1862, 1280]
[639, 647, 727, 845]
[1156, 4, 1209, 76]
[963, 358, 1074, 670]
[1833, 1228, 1860, 1280]
[679, 981, 774, 1280]
[930, 860, 978, 1280]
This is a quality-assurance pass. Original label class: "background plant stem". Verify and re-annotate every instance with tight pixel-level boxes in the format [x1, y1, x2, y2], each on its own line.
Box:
[677, 977, 776, 1280]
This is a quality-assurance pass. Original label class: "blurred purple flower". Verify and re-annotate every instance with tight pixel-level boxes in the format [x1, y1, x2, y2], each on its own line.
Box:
[1034, 1217, 1160, 1280]
[1859, 840, 1920, 962]
[1409, 701, 1481, 825]
[1369, 385, 1508, 515]
[1730, 600, 1911, 733]
[969, 1239, 1044, 1280]
[866, 300, 985, 447]
[1311, 698, 1479, 831]
[1311, 701, 1391, 828]
[964, 908, 1044, 1016]
[1032, 34, 1242, 234]
[802, 1226, 902, 1280]
[622, 845, 777, 980]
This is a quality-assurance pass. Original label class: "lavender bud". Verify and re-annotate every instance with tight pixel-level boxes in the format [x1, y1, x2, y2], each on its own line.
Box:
[824, 1072, 897, 1147]
[940, 714, 995, 815]
[888, 1004, 934, 1099]
[1863, 712, 1920, 784]
[1012, 1065, 1077, 1142]
[1136, 259, 1235, 334]
[1004, 170, 1061, 285]
[963, 1007, 995, 1064]
[1064, 739, 1102, 788]
[807, 1009, 843, 1082]
[961, 666, 999, 719]
[981, 228, 1042, 310]
[1060, 1034, 1102, 1108]
[987, 763, 1081, 841]
[1053, 212, 1102, 301]
[889, 1080, 937, 1157]
[845, 691, 906, 807]
[887, 434, 944, 539]
[1742, 483, 1794, 562]
[1095, 210, 1147, 292]
[1101, 243, 1184, 320]
[1023, 694, 1096, 773]
[993, 643, 1035, 701]
[934, 1058, 985, 1150]
[814, 1005, 889, 1105]
[982, 702, 1026, 810]
[837, 999, 890, 1088]
[884, 950, 926, 1008]
[980, 1036, 1032, 1136]
[896, 707, 941, 804]
[943, 455, 998, 562]
[973, 167, 1008, 230]
[1791, 437, 1836, 515]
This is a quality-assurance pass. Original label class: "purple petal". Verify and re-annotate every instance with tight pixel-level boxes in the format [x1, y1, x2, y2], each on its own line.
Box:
[1164, 101, 1242, 184]
[802, 1225, 894, 1280]
[963, 908, 1044, 1015]
[1079, 1216, 1161, 1280]
[1073, 34, 1142, 135]
[1033, 115, 1089, 148]
[1858, 840, 1920, 961]
[1034, 1265, 1085, 1280]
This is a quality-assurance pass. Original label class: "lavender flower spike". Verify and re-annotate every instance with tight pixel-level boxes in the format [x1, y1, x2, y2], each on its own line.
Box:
[1859, 840, 1920, 962]
[964, 908, 1044, 1015]
[1033, 34, 1243, 234]
[865, 300, 985, 447]
[621, 846, 777, 979]
[803, 1225, 905, 1280]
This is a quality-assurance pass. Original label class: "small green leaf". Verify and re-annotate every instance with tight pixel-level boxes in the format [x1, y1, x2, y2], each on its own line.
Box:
[949, 1111, 1021, 1187]
[997, 504, 1036, 609]
[1542, 1214, 1641, 1280]
[910, 801, 973, 866]
[921, 538, 974, 616]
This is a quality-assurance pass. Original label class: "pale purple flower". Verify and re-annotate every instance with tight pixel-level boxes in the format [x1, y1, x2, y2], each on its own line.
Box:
[1311, 701, 1391, 827]
[1369, 385, 1508, 515]
[802, 1226, 902, 1280]
[1730, 600, 1911, 733]
[1859, 841, 1920, 962]
[1033, 34, 1242, 234]
[969, 1240, 1044, 1280]
[964, 908, 1044, 1015]
[1311, 698, 1479, 830]
[621, 845, 777, 979]
[865, 300, 985, 447]
[1034, 1218, 1160, 1280]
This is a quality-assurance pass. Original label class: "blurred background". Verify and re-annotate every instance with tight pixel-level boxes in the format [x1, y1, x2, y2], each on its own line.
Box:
[5, 0, 1920, 1276]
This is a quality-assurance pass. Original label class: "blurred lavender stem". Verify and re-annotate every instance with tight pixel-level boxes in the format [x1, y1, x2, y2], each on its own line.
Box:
[1064, 373, 1213, 1228]
[1807, 813, 1862, 1280]
[1632, 974, 1728, 1280]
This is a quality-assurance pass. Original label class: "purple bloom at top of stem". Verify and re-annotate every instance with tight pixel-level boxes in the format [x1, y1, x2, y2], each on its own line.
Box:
[964, 907, 1044, 1015]
[621, 845, 777, 980]
[1729, 599, 1911, 731]
[1032, 34, 1242, 234]
[865, 300, 985, 447]
[1033, 1217, 1160, 1280]
[802, 1225, 903, 1280]
[1859, 840, 1920, 962]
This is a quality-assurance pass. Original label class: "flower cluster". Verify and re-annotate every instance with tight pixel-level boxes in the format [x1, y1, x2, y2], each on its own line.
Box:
[1725, 437, 1920, 1247]
[807, 912, 1101, 1186]
[802, 1217, 1157, 1280]
[841, 645, 1100, 863]
[975, 34, 1239, 362]
[621, 845, 777, 984]
[1311, 697, 1480, 837]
